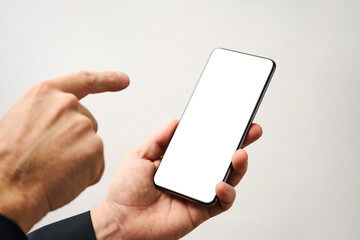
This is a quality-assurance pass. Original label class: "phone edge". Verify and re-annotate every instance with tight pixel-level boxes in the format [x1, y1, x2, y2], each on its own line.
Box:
[153, 48, 277, 207]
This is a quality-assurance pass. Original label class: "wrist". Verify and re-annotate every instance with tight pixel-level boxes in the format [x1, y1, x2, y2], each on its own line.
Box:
[0, 184, 47, 232]
[0, 148, 49, 232]
[91, 199, 125, 240]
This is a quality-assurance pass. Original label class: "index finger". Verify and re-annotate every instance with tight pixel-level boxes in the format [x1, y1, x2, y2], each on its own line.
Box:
[50, 70, 130, 99]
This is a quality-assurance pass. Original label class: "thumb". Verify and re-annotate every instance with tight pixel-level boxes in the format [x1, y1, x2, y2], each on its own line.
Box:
[50, 70, 130, 99]
[138, 119, 179, 160]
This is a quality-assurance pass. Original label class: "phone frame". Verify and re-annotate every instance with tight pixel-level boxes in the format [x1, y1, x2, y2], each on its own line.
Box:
[153, 48, 276, 206]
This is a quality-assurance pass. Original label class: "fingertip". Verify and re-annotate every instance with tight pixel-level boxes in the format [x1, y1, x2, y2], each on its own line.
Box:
[215, 182, 227, 194]
[216, 182, 236, 210]
[234, 148, 248, 158]
[161, 119, 179, 144]
[113, 71, 130, 90]
[170, 119, 180, 128]
[162, 119, 179, 137]
[242, 123, 263, 148]
[232, 149, 248, 173]
[251, 123, 263, 138]
[216, 182, 235, 200]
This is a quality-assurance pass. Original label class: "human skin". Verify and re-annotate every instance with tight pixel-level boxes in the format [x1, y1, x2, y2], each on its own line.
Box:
[91, 120, 262, 240]
[0, 70, 130, 232]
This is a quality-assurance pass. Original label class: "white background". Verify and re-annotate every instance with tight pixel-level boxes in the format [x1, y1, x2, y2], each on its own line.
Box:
[0, 0, 359, 239]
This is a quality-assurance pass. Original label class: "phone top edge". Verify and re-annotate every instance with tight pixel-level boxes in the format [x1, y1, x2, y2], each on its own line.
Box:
[213, 47, 276, 67]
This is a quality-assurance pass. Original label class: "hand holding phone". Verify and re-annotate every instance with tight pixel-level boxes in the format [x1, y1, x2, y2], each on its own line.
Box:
[91, 119, 263, 240]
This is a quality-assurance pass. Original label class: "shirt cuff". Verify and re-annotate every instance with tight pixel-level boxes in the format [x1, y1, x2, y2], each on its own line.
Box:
[27, 211, 96, 240]
[0, 214, 27, 240]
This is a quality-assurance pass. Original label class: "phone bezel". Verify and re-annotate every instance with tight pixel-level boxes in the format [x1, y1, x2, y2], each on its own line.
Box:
[153, 48, 276, 206]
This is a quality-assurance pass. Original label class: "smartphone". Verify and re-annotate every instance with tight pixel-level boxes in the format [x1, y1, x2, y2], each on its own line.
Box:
[153, 48, 276, 206]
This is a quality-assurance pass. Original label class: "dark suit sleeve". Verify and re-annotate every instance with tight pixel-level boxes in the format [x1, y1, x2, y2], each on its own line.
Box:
[27, 211, 96, 240]
[0, 214, 27, 240]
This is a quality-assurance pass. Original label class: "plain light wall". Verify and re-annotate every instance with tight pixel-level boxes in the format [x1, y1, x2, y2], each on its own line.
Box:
[0, 0, 359, 239]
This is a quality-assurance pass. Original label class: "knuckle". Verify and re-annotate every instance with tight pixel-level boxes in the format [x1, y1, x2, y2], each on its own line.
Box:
[89, 137, 104, 184]
[77, 70, 96, 89]
[59, 94, 78, 111]
[92, 160, 105, 184]
[30, 80, 54, 96]
[93, 136, 104, 153]
[81, 117, 95, 132]
[64, 93, 78, 105]
[93, 119, 99, 132]
[70, 114, 94, 134]
[77, 70, 91, 79]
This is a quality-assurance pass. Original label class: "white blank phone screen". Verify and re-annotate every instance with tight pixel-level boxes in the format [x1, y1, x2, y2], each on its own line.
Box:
[154, 48, 274, 204]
